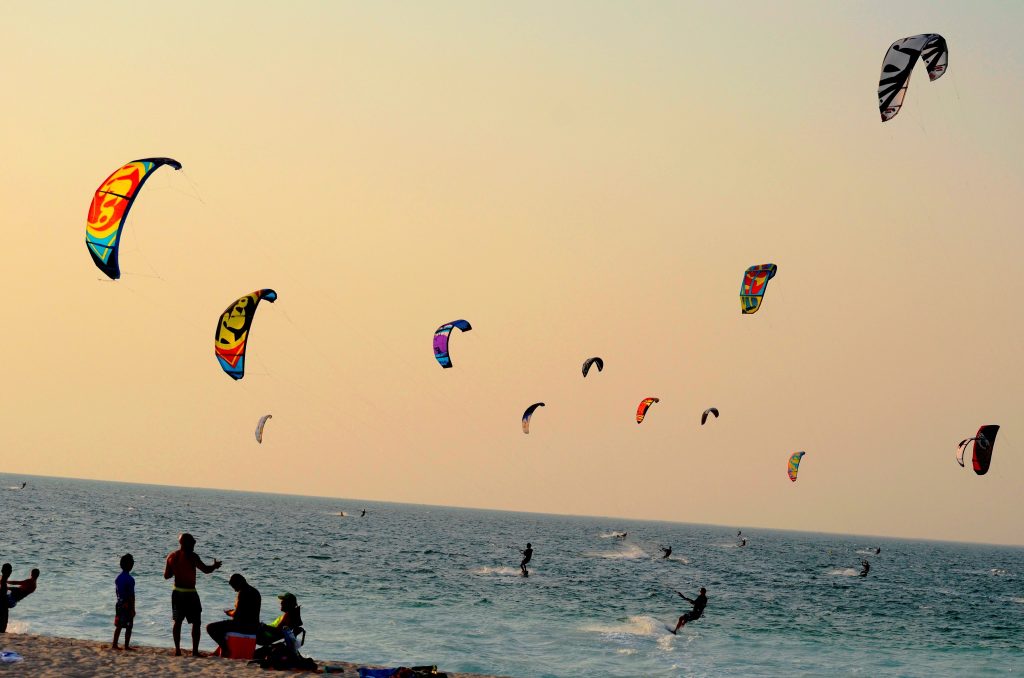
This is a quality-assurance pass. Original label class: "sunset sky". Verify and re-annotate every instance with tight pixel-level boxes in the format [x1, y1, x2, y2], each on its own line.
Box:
[3, 1, 1022, 545]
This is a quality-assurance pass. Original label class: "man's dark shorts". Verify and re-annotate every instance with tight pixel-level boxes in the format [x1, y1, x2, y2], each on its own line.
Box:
[171, 590, 202, 624]
[680, 610, 701, 623]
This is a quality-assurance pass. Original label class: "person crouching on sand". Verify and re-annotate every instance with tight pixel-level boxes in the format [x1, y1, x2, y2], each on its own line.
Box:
[0, 563, 11, 633]
[164, 532, 222, 657]
[113, 554, 136, 651]
[6, 568, 40, 608]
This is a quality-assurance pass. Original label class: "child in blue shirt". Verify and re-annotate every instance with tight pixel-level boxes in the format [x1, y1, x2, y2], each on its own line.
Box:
[112, 554, 135, 650]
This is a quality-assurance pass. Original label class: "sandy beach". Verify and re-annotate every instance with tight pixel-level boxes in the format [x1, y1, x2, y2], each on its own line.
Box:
[0, 634, 505, 678]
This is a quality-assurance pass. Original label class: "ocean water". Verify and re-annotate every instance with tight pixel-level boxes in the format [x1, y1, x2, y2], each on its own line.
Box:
[0, 475, 1021, 677]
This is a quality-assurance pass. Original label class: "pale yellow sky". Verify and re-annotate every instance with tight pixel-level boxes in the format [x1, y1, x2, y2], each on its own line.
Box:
[2, 1, 1022, 544]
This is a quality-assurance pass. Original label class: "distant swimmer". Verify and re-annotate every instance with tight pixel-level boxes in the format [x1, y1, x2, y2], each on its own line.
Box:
[519, 543, 533, 576]
[671, 587, 707, 633]
[361, 509, 366, 517]
[860, 560, 870, 577]
[615, 532, 627, 540]
[660, 546, 672, 559]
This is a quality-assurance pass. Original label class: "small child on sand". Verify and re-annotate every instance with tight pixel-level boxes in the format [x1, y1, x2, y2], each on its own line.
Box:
[112, 554, 135, 651]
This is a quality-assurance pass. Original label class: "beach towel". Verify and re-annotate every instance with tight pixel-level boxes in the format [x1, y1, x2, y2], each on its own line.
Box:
[0, 651, 24, 663]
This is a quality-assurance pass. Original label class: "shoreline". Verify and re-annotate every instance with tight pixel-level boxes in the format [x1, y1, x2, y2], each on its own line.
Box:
[0, 633, 507, 678]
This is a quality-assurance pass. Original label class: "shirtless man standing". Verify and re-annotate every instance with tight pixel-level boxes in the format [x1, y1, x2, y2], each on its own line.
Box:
[164, 533, 222, 656]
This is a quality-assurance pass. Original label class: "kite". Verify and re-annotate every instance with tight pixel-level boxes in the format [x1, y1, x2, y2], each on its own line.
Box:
[255, 414, 273, 443]
[956, 425, 999, 475]
[433, 320, 472, 368]
[85, 157, 182, 280]
[582, 357, 604, 378]
[787, 451, 805, 482]
[636, 397, 660, 424]
[701, 408, 719, 426]
[878, 34, 948, 122]
[740, 264, 778, 314]
[215, 289, 278, 380]
[522, 402, 545, 434]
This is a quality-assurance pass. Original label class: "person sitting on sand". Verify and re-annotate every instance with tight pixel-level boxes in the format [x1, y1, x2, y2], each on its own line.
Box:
[112, 554, 135, 651]
[671, 587, 707, 634]
[260, 592, 304, 654]
[0, 563, 11, 634]
[860, 560, 870, 577]
[164, 532, 222, 657]
[660, 546, 672, 559]
[520, 543, 533, 576]
[6, 569, 40, 607]
[207, 573, 261, 654]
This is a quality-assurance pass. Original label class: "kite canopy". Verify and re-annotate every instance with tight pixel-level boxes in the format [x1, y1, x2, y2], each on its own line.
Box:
[255, 414, 273, 443]
[957, 425, 999, 475]
[740, 264, 777, 314]
[522, 402, 545, 434]
[787, 451, 805, 482]
[214, 289, 278, 380]
[701, 408, 720, 426]
[433, 320, 472, 368]
[85, 157, 182, 280]
[636, 397, 660, 424]
[878, 34, 948, 122]
[582, 357, 604, 378]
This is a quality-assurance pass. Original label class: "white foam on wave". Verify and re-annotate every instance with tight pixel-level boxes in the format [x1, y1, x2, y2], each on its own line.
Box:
[586, 544, 648, 560]
[580, 614, 665, 637]
[1011, 597, 1024, 605]
[616, 648, 638, 655]
[6, 621, 30, 634]
[666, 555, 690, 564]
[600, 531, 628, 539]
[855, 549, 876, 556]
[471, 566, 523, 577]
[829, 568, 862, 577]
[990, 568, 1008, 576]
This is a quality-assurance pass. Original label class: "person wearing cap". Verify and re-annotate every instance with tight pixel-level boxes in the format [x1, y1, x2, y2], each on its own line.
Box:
[261, 592, 304, 653]
[164, 533, 222, 656]
[207, 573, 261, 654]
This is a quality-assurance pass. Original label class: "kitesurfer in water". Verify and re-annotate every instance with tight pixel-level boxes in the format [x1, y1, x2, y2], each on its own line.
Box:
[860, 560, 870, 577]
[660, 546, 672, 559]
[360, 509, 366, 517]
[875, 547, 881, 555]
[519, 543, 533, 576]
[671, 587, 707, 633]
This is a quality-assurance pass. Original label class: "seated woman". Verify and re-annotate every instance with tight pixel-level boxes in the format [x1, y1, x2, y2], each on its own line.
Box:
[258, 592, 303, 653]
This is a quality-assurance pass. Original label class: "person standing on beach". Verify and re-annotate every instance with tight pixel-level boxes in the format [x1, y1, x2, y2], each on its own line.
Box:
[671, 587, 707, 634]
[112, 554, 136, 651]
[164, 533, 222, 656]
[0, 563, 10, 633]
[519, 543, 533, 576]
[207, 573, 261, 654]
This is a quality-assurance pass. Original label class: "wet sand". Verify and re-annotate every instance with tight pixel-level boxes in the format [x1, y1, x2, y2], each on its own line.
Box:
[0, 634, 505, 677]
